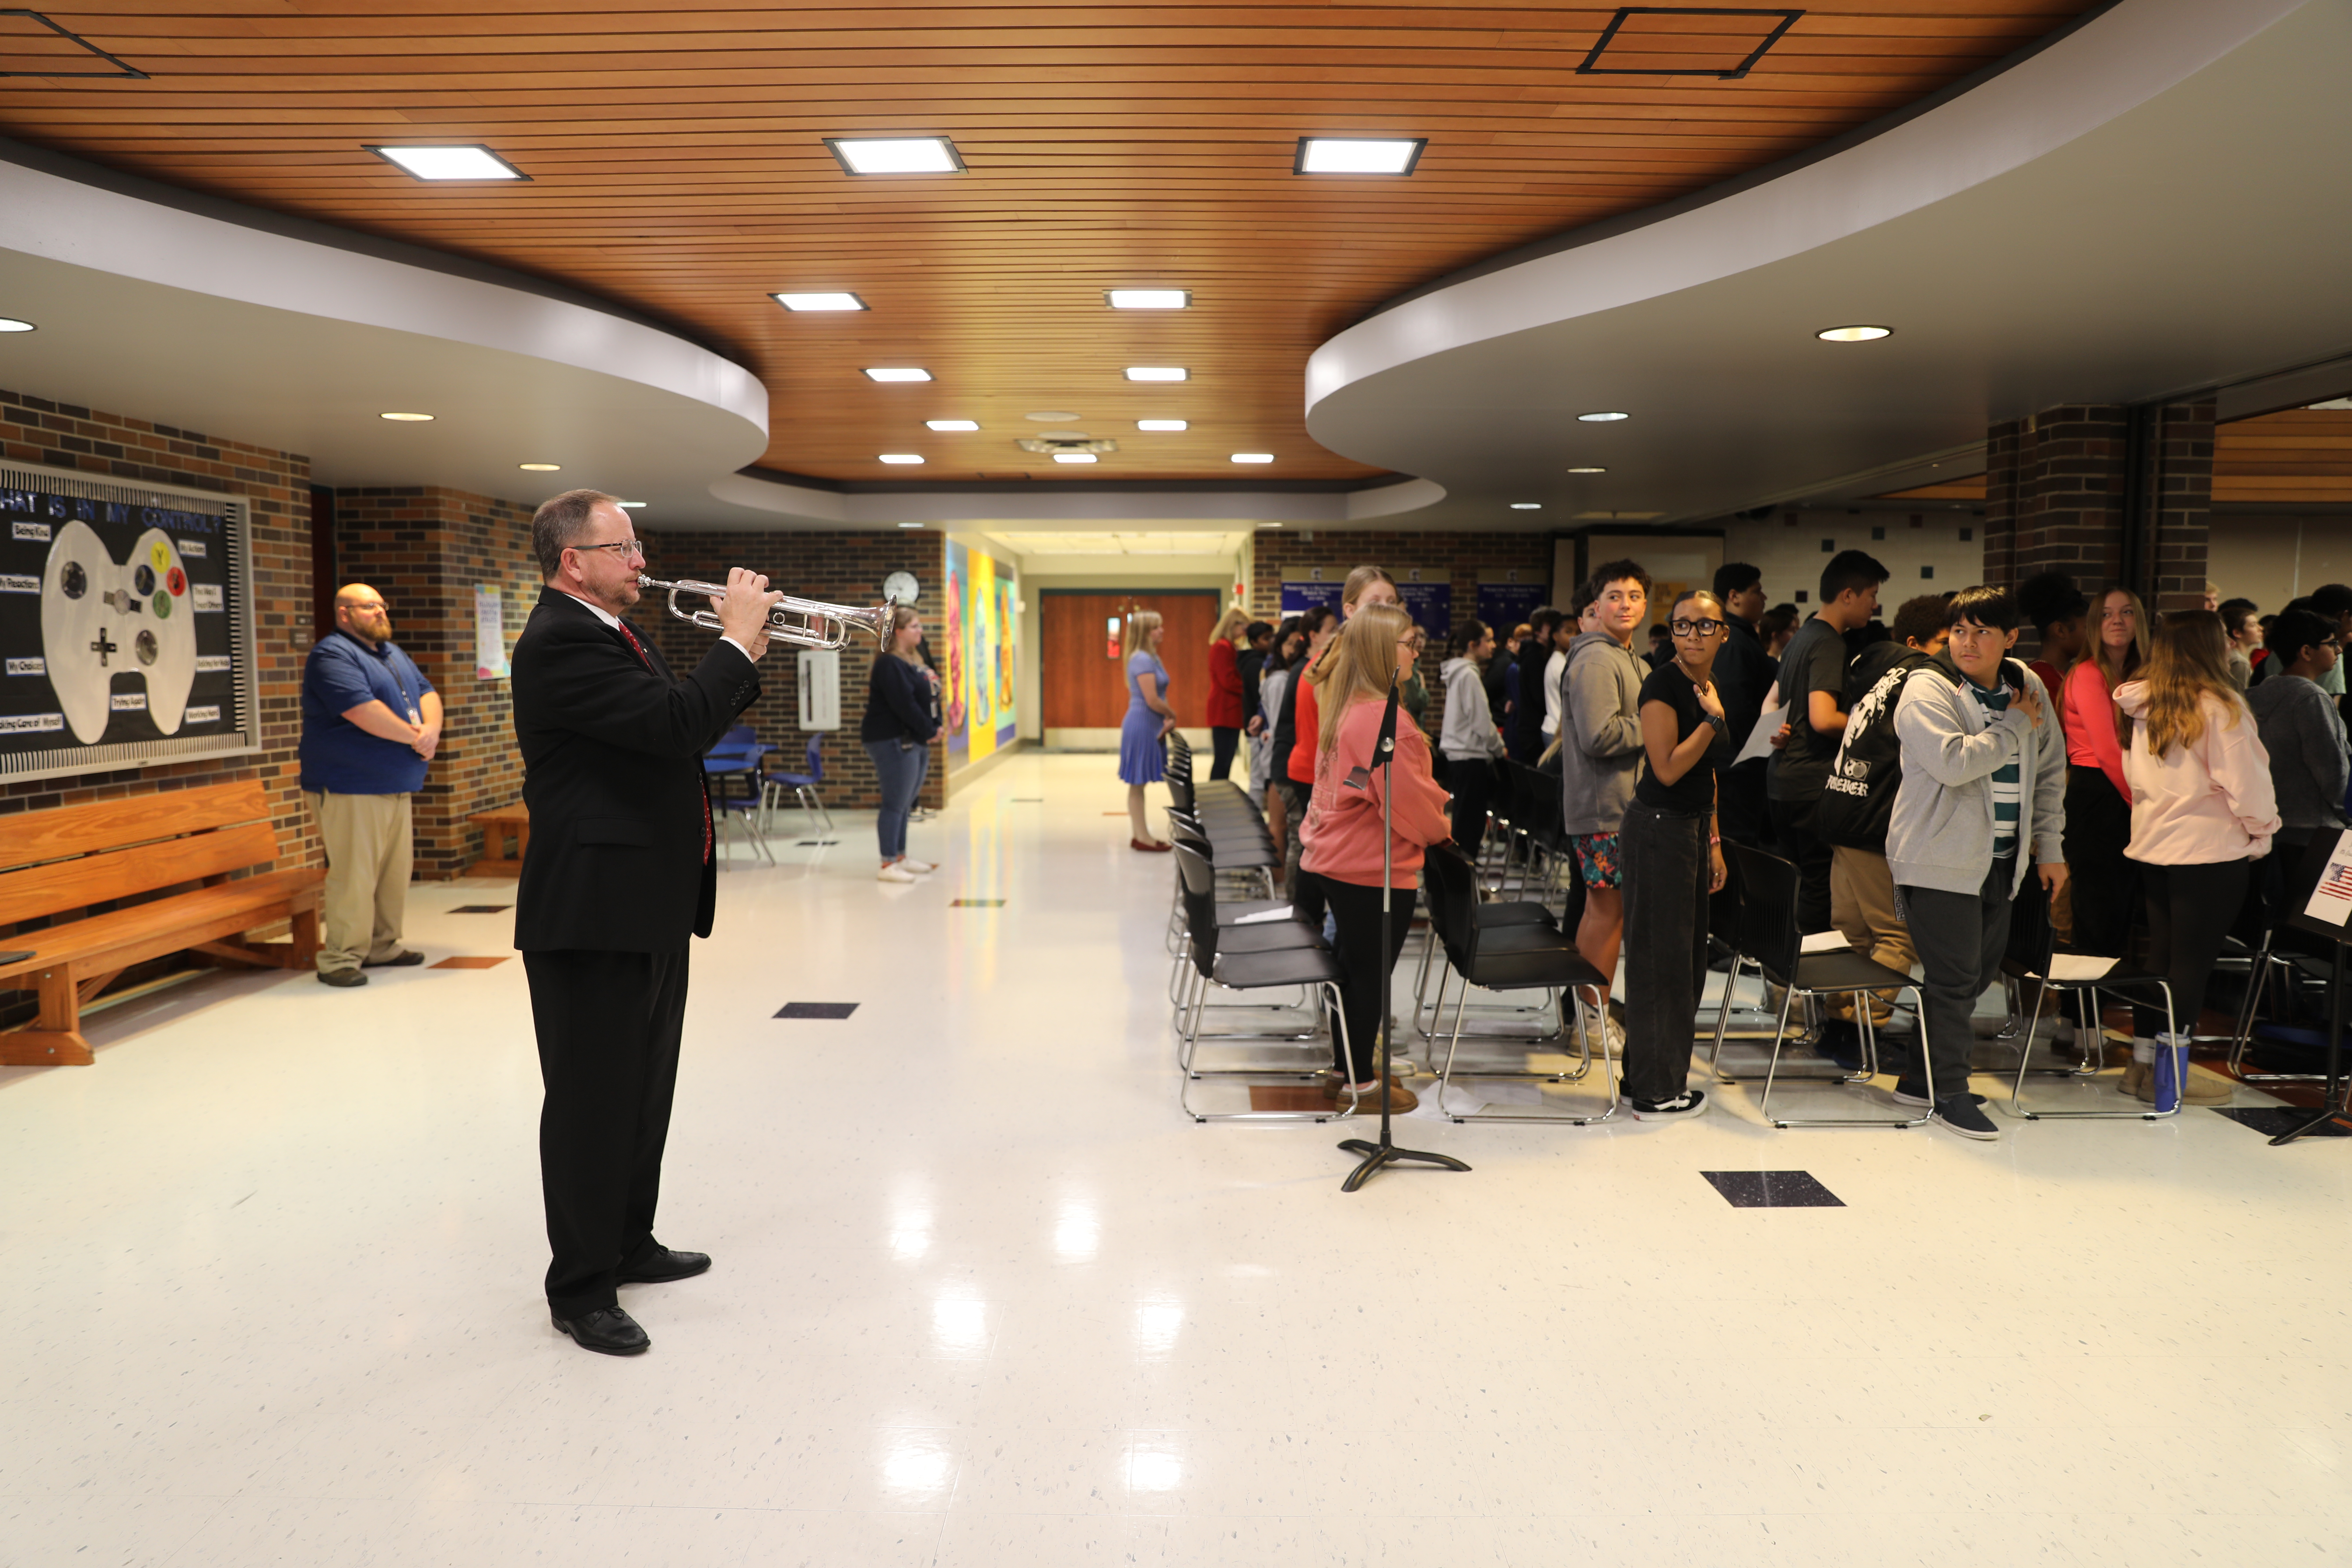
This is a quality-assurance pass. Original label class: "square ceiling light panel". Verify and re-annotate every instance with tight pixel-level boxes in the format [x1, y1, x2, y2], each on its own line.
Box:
[367, 145, 530, 181]
[824, 136, 965, 175]
[1294, 138, 1426, 176]
[1136, 420, 1188, 431]
[1106, 290, 1190, 310]
[864, 368, 933, 382]
[1124, 367, 1188, 382]
[926, 419, 980, 431]
[773, 292, 867, 312]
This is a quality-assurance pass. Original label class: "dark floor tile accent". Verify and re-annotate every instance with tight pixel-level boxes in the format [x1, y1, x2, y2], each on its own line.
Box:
[450, 904, 512, 914]
[951, 898, 1006, 908]
[1701, 1170, 1846, 1208]
[431, 957, 510, 969]
[794, 840, 841, 846]
[2211, 1107, 2352, 1138]
[1011, 797, 1044, 802]
[775, 1002, 860, 1020]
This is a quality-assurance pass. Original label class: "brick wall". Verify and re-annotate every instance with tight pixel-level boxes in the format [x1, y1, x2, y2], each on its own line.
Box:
[1983, 400, 2215, 640]
[1248, 528, 1554, 748]
[634, 528, 948, 811]
[0, 384, 317, 1023]
[328, 486, 540, 876]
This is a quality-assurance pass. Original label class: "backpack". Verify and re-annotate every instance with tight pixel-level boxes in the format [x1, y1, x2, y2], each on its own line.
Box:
[1813, 648, 1932, 853]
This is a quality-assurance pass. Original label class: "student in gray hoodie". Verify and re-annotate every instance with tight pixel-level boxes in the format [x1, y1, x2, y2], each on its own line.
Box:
[1561, 559, 1652, 1035]
[1886, 586, 2068, 1142]
[1439, 618, 1507, 856]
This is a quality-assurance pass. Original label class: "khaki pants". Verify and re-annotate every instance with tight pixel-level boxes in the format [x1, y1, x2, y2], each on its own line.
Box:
[1832, 845, 1917, 1003]
[306, 790, 413, 973]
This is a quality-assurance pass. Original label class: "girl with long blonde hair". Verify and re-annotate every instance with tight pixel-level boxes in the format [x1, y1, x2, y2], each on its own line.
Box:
[1294, 604, 1453, 1113]
[1117, 609, 1177, 850]
[2059, 585, 2152, 956]
[1283, 565, 1401, 911]
[1205, 604, 1250, 782]
[2113, 610, 2280, 1109]
[862, 605, 943, 883]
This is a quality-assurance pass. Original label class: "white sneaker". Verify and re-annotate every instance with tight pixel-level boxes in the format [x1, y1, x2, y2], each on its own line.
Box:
[902, 858, 939, 874]
[877, 862, 918, 884]
[1576, 1002, 1624, 1058]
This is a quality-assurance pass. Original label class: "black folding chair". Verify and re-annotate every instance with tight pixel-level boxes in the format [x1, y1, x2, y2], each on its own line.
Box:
[1420, 844, 1617, 1124]
[1709, 843, 1932, 1129]
[1998, 875, 2178, 1120]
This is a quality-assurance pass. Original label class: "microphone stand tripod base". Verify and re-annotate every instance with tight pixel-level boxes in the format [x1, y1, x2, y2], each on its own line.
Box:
[1337, 1135, 1471, 1192]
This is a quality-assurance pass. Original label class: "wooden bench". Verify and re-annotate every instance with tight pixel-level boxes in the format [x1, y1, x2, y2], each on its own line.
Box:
[467, 803, 529, 876]
[0, 780, 324, 1066]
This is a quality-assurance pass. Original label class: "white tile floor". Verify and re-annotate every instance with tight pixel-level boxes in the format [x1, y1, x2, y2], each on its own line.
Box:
[4, 752, 2350, 1566]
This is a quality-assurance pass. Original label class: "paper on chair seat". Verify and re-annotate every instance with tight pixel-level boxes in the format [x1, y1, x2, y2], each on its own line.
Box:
[1799, 930, 1852, 954]
[2044, 953, 2118, 982]
[1233, 907, 1297, 925]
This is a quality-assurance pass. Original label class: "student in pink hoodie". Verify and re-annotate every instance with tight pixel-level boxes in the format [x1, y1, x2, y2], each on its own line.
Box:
[1296, 603, 1455, 1115]
[2115, 610, 2281, 1111]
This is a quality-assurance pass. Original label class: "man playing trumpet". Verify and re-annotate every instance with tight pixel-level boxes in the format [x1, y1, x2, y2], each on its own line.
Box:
[511, 488, 780, 1355]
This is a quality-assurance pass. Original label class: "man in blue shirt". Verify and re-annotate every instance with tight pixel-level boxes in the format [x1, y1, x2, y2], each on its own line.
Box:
[299, 583, 442, 986]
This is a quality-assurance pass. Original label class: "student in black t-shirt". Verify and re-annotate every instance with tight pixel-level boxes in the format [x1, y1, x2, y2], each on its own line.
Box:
[1765, 549, 1888, 931]
[1620, 588, 1732, 1119]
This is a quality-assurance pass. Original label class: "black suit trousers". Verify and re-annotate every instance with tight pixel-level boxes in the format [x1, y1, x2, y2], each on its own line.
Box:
[525, 946, 692, 1317]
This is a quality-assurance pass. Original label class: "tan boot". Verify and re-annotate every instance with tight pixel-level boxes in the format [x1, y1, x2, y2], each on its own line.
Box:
[2120, 1058, 2150, 1098]
[2126, 1056, 2233, 1105]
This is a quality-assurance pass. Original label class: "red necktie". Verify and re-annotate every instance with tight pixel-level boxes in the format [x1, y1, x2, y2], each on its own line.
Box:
[616, 621, 713, 866]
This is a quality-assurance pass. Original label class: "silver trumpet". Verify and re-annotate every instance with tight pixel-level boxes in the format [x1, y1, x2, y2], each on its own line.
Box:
[637, 574, 894, 650]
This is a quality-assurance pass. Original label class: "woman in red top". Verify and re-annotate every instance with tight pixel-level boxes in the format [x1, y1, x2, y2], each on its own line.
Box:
[2060, 585, 2151, 956]
[1297, 604, 1454, 1114]
[1205, 606, 1249, 781]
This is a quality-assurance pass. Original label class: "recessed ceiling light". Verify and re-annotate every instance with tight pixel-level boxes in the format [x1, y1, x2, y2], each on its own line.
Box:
[926, 419, 980, 432]
[1510, 503, 1541, 510]
[773, 292, 867, 312]
[1052, 452, 1098, 464]
[1566, 465, 1607, 474]
[1026, 411, 1080, 422]
[1107, 289, 1190, 310]
[1255, 522, 1284, 529]
[617, 501, 646, 508]
[0, 317, 34, 333]
[1817, 325, 1893, 342]
[897, 522, 925, 528]
[1577, 411, 1630, 422]
[367, 145, 528, 181]
[824, 136, 964, 176]
[1231, 453, 1274, 464]
[1295, 136, 1427, 176]
[878, 453, 924, 464]
[519, 462, 562, 471]
[1136, 419, 1188, 432]
[864, 368, 932, 382]
[1125, 366, 1188, 382]
[378, 411, 434, 421]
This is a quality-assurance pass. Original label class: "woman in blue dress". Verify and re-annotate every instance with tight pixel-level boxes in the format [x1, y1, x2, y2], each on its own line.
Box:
[1119, 609, 1177, 851]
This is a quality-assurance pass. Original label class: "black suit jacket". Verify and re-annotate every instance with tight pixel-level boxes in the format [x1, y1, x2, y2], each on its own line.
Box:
[511, 589, 762, 952]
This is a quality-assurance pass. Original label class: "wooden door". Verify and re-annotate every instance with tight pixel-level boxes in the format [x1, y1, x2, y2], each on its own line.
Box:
[1041, 590, 1219, 729]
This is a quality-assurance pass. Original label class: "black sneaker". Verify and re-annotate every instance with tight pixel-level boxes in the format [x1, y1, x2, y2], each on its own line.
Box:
[1630, 1087, 1708, 1120]
[1892, 1083, 1987, 1108]
[1932, 1096, 1999, 1140]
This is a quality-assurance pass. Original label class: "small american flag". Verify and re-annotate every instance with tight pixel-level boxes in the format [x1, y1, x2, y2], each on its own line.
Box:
[2325, 861, 2352, 901]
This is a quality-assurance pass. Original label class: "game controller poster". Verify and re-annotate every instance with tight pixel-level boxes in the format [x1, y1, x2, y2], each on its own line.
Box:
[1, 475, 251, 780]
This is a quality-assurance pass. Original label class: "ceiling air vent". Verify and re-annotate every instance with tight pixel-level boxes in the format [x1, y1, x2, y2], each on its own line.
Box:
[1577, 7, 1801, 81]
[1015, 437, 1119, 456]
[0, 10, 147, 78]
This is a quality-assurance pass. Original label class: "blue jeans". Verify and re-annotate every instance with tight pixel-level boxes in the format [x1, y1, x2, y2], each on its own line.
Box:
[864, 738, 927, 859]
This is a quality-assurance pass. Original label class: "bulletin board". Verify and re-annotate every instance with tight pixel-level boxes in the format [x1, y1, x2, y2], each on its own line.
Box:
[0, 465, 260, 784]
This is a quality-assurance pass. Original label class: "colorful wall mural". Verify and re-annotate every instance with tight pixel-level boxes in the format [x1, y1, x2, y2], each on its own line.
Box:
[944, 540, 1019, 768]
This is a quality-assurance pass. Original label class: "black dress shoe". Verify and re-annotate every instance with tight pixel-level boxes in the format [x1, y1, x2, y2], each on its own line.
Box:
[615, 1247, 712, 1285]
[552, 1304, 650, 1356]
[363, 949, 426, 967]
[316, 968, 368, 988]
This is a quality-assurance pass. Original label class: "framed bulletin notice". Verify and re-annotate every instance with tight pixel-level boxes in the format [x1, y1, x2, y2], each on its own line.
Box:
[0, 465, 260, 784]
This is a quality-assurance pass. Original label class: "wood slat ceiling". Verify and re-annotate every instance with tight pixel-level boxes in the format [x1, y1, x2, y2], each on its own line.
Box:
[0, 3, 2097, 486]
[1876, 408, 2352, 507]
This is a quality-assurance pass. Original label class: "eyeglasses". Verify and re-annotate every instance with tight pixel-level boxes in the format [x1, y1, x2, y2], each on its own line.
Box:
[575, 539, 645, 561]
[1668, 617, 1726, 638]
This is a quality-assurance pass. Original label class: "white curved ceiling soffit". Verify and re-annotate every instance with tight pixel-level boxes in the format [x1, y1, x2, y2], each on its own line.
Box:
[0, 149, 771, 509]
[1305, 0, 2352, 526]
